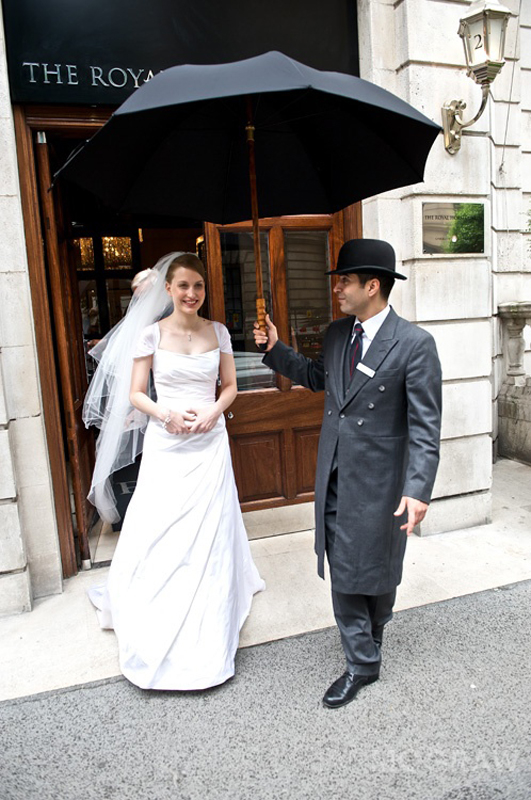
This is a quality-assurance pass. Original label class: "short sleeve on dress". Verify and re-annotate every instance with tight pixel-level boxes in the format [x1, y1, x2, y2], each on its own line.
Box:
[213, 322, 233, 354]
[134, 324, 159, 358]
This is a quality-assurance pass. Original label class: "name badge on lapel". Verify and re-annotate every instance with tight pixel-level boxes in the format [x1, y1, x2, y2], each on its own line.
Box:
[356, 363, 375, 378]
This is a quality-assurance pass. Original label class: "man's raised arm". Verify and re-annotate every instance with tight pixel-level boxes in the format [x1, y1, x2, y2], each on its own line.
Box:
[253, 314, 325, 392]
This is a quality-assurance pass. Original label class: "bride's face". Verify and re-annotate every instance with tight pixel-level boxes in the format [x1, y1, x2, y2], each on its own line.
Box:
[166, 267, 206, 314]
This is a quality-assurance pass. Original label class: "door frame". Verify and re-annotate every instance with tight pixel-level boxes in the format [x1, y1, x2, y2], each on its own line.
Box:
[13, 104, 112, 577]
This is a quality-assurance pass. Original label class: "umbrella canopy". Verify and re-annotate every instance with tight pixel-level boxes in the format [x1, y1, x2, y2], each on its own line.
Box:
[57, 51, 441, 224]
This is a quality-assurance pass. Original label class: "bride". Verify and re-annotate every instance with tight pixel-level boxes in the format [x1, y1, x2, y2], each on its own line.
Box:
[86, 252, 265, 691]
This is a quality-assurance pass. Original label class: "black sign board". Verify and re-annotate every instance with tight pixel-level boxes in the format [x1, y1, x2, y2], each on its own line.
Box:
[2, 0, 359, 105]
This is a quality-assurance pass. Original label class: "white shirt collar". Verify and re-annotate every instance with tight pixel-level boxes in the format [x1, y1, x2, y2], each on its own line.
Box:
[351, 304, 390, 343]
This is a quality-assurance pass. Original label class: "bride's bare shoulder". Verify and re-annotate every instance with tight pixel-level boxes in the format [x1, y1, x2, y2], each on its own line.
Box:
[201, 319, 219, 330]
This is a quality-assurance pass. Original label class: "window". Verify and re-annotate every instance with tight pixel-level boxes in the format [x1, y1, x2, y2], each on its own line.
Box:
[220, 231, 275, 390]
[285, 231, 331, 361]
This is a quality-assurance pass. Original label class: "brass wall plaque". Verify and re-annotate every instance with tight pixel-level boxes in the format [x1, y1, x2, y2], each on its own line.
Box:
[423, 203, 484, 254]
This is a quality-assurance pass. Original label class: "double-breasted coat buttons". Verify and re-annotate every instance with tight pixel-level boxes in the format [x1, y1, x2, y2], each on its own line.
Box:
[357, 419, 364, 426]
[368, 402, 375, 410]
[378, 385, 386, 392]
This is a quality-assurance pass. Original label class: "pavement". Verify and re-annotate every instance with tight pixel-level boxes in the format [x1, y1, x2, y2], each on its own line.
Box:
[0, 457, 530, 799]
[1, 583, 530, 800]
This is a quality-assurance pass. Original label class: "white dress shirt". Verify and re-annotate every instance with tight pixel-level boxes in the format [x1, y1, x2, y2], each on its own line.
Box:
[351, 304, 391, 359]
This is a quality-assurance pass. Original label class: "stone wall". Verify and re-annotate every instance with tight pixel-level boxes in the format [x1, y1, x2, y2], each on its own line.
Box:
[498, 302, 531, 465]
[492, 1, 531, 457]
[357, 0, 530, 533]
[0, 12, 62, 614]
[499, 379, 531, 464]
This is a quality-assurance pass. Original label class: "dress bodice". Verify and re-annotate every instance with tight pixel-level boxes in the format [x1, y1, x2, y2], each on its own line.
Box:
[153, 348, 220, 410]
[134, 320, 232, 414]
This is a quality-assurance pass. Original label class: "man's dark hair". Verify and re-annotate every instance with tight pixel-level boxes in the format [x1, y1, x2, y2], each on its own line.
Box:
[356, 272, 395, 301]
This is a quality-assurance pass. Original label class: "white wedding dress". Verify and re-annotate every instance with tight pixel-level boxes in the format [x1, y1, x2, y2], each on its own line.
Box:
[88, 321, 265, 691]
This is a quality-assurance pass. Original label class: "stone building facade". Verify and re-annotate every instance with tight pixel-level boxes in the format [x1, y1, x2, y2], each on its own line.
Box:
[0, 10, 63, 613]
[359, 0, 531, 536]
[0, 0, 530, 614]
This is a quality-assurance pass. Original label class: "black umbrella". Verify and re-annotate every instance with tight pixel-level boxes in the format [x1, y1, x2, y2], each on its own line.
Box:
[57, 50, 441, 332]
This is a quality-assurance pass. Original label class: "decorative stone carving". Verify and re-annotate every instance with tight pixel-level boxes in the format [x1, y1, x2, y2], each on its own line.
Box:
[498, 302, 531, 465]
[498, 302, 531, 385]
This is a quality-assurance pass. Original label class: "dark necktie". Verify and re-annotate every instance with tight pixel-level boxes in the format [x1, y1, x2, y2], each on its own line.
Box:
[348, 322, 364, 378]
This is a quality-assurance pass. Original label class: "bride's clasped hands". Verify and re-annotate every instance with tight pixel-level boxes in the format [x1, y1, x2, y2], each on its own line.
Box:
[159, 409, 196, 435]
[185, 405, 222, 434]
[161, 406, 222, 434]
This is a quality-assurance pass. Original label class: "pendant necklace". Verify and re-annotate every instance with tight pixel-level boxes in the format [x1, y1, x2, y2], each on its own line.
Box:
[186, 319, 204, 341]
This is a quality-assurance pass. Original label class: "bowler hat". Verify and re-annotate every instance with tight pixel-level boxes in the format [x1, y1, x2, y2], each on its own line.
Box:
[326, 239, 407, 280]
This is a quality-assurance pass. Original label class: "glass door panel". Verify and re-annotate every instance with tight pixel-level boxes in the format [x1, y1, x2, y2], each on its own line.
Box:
[73, 233, 135, 382]
[106, 278, 133, 328]
[285, 231, 332, 361]
[71, 237, 95, 270]
[102, 236, 133, 269]
[220, 231, 275, 390]
[78, 279, 100, 339]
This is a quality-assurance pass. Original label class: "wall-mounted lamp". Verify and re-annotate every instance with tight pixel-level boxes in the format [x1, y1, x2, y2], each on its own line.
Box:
[442, 0, 511, 155]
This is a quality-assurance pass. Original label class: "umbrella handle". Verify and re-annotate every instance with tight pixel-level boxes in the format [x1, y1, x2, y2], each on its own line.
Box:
[256, 297, 268, 352]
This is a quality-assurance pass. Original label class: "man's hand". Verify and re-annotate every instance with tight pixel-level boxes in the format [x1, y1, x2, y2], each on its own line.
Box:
[253, 314, 278, 352]
[394, 496, 428, 536]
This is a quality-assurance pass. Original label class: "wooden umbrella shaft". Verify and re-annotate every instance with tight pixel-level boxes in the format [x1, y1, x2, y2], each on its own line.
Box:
[246, 96, 267, 336]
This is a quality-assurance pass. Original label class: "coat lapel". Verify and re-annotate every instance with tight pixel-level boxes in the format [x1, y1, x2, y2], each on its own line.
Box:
[329, 317, 352, 404]
[340, 308, 399, 411]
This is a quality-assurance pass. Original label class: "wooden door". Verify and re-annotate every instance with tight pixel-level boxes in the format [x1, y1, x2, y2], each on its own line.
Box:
[204, 212, 357, 511]
[35, 133, 95, 567]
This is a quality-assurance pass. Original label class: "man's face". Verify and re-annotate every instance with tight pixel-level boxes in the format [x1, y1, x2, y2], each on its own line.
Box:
[333, 273, 373, 319]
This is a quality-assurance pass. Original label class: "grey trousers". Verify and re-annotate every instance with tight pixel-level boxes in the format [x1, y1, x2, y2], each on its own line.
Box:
[325, 468, 396, 676]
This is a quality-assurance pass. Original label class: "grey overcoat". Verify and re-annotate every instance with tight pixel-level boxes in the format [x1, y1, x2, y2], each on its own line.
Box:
[264, 308, 442, 595]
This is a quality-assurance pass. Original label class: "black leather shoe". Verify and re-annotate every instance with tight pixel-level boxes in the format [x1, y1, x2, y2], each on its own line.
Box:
[322, 671, 379, 708]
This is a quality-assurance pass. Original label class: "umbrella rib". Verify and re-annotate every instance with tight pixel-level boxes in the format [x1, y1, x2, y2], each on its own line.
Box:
[222, 135, 235, 225]
[259, 88, 313, 127]
[258, 110, 334, 129]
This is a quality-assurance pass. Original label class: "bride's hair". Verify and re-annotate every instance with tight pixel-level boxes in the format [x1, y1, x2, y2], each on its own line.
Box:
[166, 253, 205, 283]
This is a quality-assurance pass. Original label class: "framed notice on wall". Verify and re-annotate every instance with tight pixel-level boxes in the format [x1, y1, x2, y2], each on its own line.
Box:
[422, 203, 484, 255]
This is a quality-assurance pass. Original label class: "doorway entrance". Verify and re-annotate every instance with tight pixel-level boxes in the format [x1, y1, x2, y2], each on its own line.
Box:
[14, 104, 361, 576]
